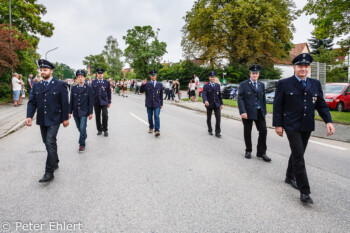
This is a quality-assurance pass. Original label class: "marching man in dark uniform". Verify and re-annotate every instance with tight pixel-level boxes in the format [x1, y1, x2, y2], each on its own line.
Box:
[91, 68, 111, 137]
[140, 70, 163, 137]
[238, 65, 271, 162]
[273, 53, 335, 204]
[69, 69, 94, 153]
[26, 59, 69, 183]
[202, 71, 223, 138]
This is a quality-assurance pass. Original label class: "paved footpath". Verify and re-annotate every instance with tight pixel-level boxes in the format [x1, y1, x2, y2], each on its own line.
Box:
[0, 99, 28, 139]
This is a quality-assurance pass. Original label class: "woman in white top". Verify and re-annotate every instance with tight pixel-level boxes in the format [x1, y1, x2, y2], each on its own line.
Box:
[189, 79, 196, 102]
[11, 73, 22, 107]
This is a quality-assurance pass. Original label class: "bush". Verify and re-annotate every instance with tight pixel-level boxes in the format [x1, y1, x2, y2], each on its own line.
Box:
[0, 82, 12, 101]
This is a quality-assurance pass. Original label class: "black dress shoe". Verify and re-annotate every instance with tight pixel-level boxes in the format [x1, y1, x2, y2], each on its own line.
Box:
[104, 131, 108, 137]
[300, 193, 314, 204]
[54, 164, 59, 171]
[285, 177, 299, 190]
[39, 173, 54, 183]
[97, 131, 102, 135]
[215, 133, 221, 138]
[257, 154, 271, 162]
[208, 131, 213, 136]
[245, 152, 252, 159]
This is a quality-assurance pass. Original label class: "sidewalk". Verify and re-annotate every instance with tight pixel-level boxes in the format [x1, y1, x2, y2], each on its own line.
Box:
[0, 99, 28, 139]
[171, 99, 350, 143]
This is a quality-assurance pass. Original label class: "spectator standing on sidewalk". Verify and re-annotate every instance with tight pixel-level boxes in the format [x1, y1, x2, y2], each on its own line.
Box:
[27, 74, 33, 94]
[164, 80, 170, 100]
[189, 79, 196, 102]
[18, 74, 25, 105]
[12, 73, 22, 107]
[194, 74, 200, 100]
[168, 81, 175, 101]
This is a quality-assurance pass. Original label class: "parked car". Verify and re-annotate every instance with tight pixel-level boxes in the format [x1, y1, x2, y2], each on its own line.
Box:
[325, 83, 350, 111]
[222, 84, 239, 99]
[265, 91, 275, 104]
[198, 81, 208, 97]
[259, 79, 279, 93]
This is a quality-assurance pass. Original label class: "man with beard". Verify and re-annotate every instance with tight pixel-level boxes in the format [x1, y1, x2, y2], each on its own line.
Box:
[26, 59, 69, 183]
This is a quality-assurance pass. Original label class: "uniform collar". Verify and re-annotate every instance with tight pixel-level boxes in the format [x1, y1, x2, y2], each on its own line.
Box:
[43, 77, 53, 83]
[250, 78, 258, 84]
[295, 75, 308, 82]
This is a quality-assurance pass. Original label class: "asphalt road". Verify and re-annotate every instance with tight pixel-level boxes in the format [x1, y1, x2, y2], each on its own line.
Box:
[0, 93, 349, 232]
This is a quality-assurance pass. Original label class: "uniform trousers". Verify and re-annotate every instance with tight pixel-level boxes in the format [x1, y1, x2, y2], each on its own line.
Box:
[94, 105, 108, 132]
[242, 109, 267, 155]
[40, 124, 60, 174]
[206, 107, 221, 134]
[285, 130, 311, 194]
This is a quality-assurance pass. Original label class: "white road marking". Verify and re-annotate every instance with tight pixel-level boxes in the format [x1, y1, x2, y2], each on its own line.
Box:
[309, 140, 347, 151]
[129, 112, 148, 126]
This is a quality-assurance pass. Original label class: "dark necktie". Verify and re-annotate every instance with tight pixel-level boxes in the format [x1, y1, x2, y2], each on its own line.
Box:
[301, 80, 306, 88]
[43, 81, 48, 86]
[253, 82, 257, 91]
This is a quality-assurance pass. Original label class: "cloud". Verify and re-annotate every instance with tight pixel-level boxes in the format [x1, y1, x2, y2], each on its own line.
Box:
[37, 0, 339, 71]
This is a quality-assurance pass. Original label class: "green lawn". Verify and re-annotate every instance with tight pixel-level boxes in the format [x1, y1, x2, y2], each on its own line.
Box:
[182, 97, 350, 124]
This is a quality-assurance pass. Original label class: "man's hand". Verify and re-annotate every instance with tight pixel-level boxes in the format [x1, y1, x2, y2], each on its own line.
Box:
[143, 79, 147, 85]
[25, 118, 32, 126]
[326, 123, 335, 136]
[68, 114, 71, 119]
[63, 120, 69, 127]
[241, 113, 248, 119]
[89, 114, 93, 120]
[220, 105, 223, 110]
[107, 104, 111, 108]
[160, 106, 163, 109]
[275, 126, 283, 137]
[205, 101, 209, 107]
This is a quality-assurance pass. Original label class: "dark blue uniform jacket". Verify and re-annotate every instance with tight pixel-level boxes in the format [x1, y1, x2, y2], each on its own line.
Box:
[70, 83, 94, 118]
[273, 75, 332, 132]
[237, 79, 267, 120]
[202, 83, 223, 109]
[140, 81, 163, 108]
[91, 79, 111, 106]
[27, 78, 69, 126]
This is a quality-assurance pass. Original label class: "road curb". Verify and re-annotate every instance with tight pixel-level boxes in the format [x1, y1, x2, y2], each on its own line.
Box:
[0, 119, 26, 139]
[172, 102, 350, 143]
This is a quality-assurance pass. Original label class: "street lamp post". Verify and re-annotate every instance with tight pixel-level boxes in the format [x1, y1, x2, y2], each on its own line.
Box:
[45, 47, 58, 60]
[9, 0, 12, 29]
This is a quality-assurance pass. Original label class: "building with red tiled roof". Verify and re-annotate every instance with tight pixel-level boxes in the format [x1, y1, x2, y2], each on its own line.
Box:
[274, 42, 311, 78]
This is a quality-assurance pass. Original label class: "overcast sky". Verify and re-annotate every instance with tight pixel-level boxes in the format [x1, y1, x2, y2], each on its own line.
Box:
[36, 0, 332, 70]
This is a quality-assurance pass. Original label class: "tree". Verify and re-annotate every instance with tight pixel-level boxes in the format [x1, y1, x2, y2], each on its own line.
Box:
[308, 35, 334, 55]
[123, 26, 167, 78]
[82, 54, 109, 74]
[0, 0, 54, 95]
[181, 0, 297, 67]
[0, 24, 29, 75]
[0, 0, 54, 38]
[303, 0, 350, 46]
[102, 36, 123, 78]
[52, 63, 75, 80]
[312, 46, 348, 82]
